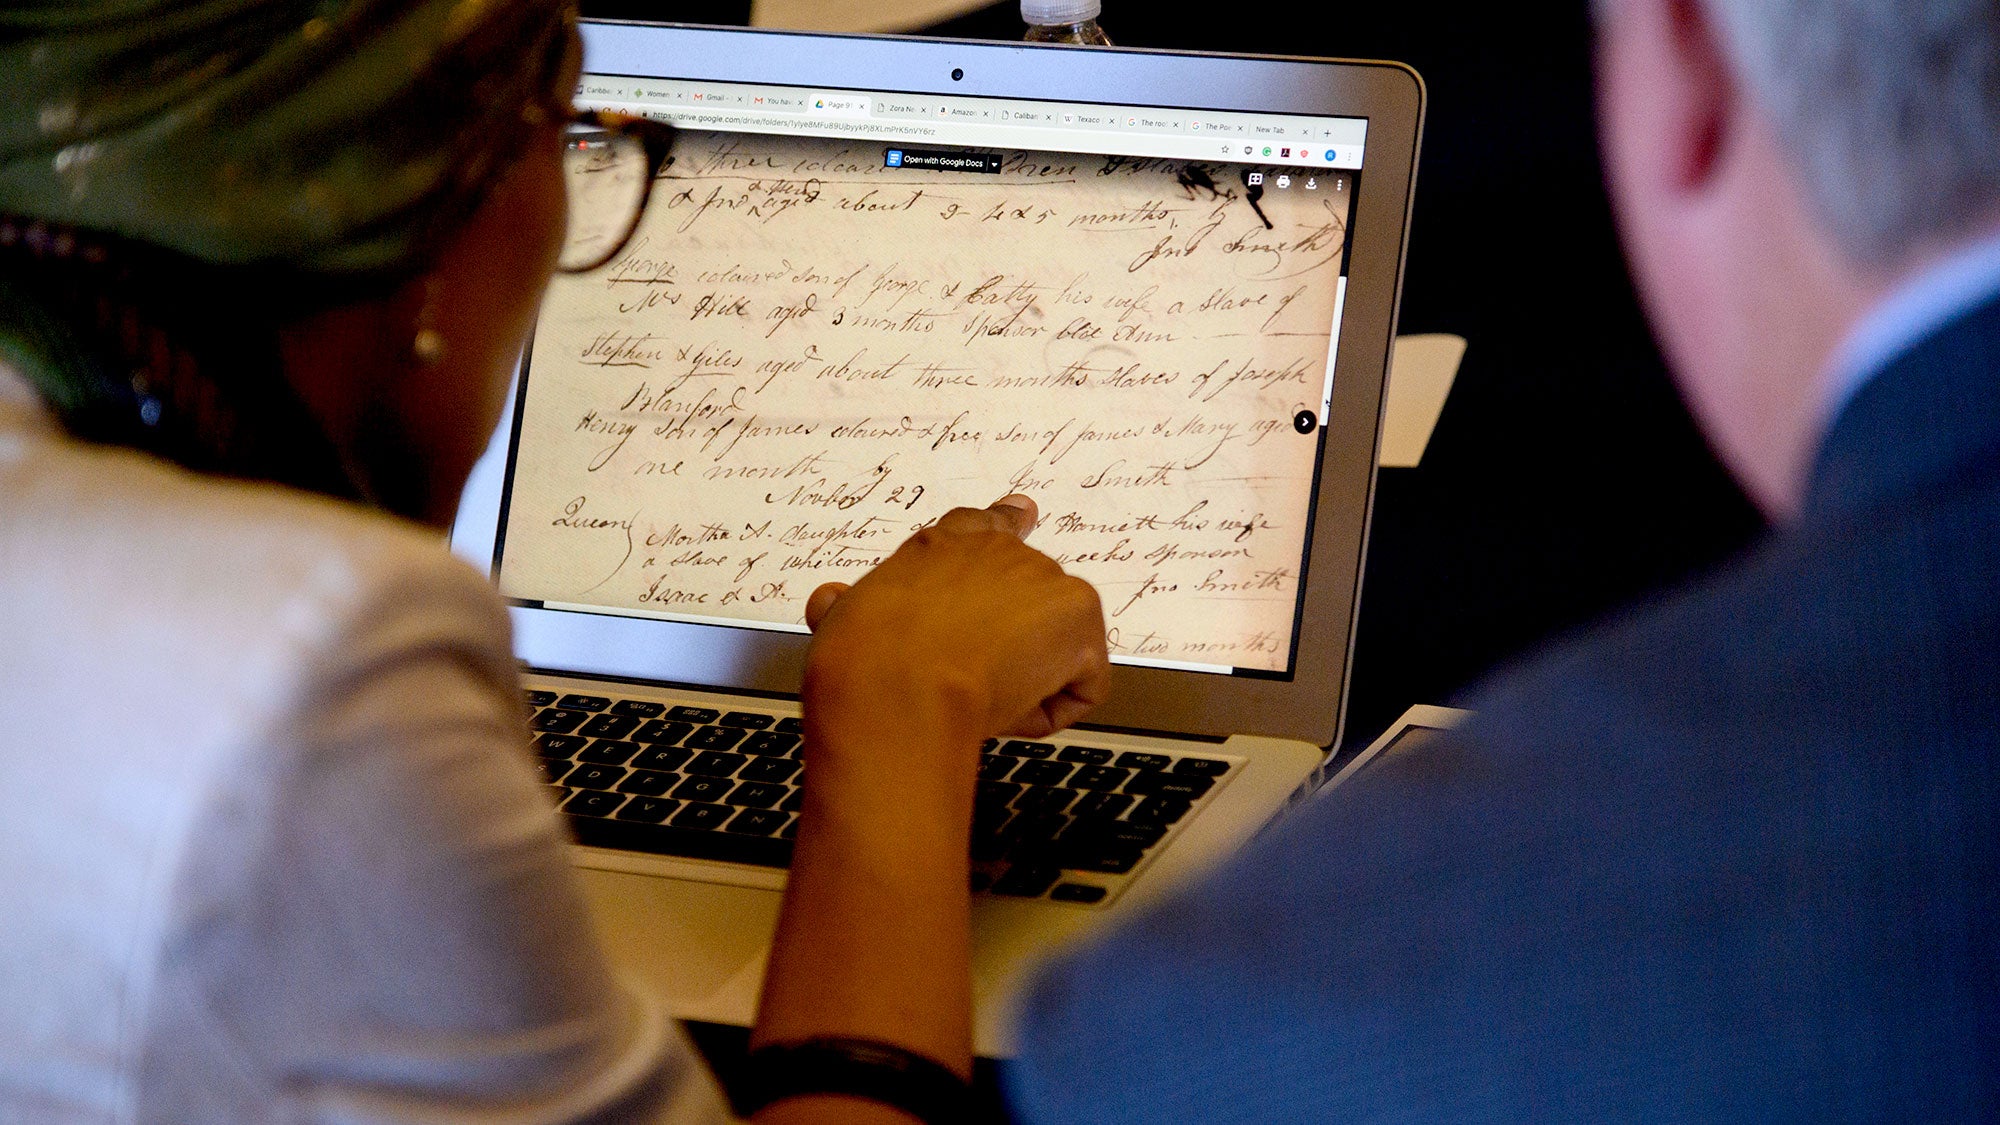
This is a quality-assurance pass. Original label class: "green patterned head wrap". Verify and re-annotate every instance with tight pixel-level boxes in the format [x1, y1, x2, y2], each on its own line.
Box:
[0, 0, 577, 507]
[0, 0, 577, 276]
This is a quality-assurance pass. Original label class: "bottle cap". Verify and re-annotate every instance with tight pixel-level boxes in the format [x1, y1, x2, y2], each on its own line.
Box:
[1021, 0, 1101, 25]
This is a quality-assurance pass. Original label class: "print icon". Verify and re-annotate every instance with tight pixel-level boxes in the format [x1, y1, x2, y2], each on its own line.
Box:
[1276, 175, 1290, 188]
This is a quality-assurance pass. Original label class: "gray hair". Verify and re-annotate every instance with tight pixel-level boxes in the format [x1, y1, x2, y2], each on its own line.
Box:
[1605, 0, 2000, 262]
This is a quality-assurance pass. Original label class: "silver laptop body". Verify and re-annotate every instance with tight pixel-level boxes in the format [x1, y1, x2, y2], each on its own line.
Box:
[451, 21, 1423, 1054]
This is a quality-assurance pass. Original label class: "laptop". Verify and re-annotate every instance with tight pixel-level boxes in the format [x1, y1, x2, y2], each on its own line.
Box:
[451, 21, 1423, 1055]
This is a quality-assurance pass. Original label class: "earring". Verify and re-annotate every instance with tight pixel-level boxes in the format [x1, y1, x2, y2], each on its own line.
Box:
[412, 278, 446, 365]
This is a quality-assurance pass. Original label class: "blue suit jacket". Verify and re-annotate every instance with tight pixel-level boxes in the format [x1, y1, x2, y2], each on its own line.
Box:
[1008, 292, 2000, 1121]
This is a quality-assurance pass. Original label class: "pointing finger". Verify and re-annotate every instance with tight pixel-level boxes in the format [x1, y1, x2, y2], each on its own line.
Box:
[988, 493, 1039, 539]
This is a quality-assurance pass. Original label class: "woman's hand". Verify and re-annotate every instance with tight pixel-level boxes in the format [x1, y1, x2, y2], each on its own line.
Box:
[800, 494, 1110, 758]
[749, 496, 1108, 1098]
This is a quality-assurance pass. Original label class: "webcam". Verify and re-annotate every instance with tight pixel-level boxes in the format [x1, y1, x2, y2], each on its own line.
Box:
[950, 67, 964, 81]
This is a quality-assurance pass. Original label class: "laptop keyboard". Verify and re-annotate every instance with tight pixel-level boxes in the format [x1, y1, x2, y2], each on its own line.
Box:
[525, 687, 1241, 906]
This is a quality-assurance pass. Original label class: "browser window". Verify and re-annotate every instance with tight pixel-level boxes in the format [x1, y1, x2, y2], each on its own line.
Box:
[492, 75, 1369, 677]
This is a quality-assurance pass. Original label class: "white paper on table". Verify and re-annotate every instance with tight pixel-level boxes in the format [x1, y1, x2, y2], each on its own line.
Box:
[1378, 333, 1466, 468]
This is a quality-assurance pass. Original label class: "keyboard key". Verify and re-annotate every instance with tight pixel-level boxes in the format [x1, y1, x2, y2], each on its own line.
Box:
[1056, 822, 1154, 872]
[579, 739, 643, 766]
[562, 789, 625, 817]
[971, 810, 1013, 862]
[557, 694, 612, 712]
[977, 755, 1020, 781]
[775, 717, 804, 734]
[578, 713, 640, 740]
[969, 870, 994, 894]
[718, 711, 775, 729]
[633, 720, 694, 745]
[669, 802, 733, 831]
[1050, 883, 1108, 904]
[726, 781, 788, 808]
[1070, 791, 1135, 820]
[523, 689, 558, 707]
[976, 781, 1023, 811]
[1057, 745, 1114, 765]
[1001, 812, 1069, 862]
[1096, 821, 1168, 850]
[615, 797, 677, 823]
[671, 775, 734, 803]
[617, 769, 678, 797]
[1014, 787, 1077, 815]
[992, 862, 1061, 897]
[1067, 849, 1144, 874]
[1000, 740, 1056, 759]
[1173, 757, 1232, 777]
[610, 699, 666, 718]
[1011, 760, 1074, 786]
[665, 705, 720, 723]
[535, 759, 574, 785]
[684, 726, 747, 752]
[564, 764, 627, 792]
[742, 731, 800, 756]
[565, 815, 794, 867]
[1124, 773, 1214, 799]
[534, 733, 587, 759]
[777, 816, 799, 840]
[727, 808, 788, 835]
[530, 708, 589, 733]
[686, 751, 749, 777]
[1116, 752, 1172, 771]
[739, 757, 802, 783]
[981, 738, 1000, 753]
[780, 789, 804, 812]
[1069, 765, 1130, 791]
[1127, 796, 1194, 826]
[631, 745, 693, 772]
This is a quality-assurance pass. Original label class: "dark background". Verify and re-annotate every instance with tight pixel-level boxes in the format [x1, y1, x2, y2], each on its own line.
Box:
[579, 0, 1765, 751]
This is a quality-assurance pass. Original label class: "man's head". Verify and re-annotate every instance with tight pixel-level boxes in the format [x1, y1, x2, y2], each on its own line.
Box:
[1593, 0, 2000, 516]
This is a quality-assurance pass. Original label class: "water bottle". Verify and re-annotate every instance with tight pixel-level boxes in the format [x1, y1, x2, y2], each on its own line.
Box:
[1022, 0, 1111, 45]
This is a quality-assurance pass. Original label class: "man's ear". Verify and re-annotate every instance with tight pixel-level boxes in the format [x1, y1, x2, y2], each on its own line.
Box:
[1599, 0, 1738, 199]
[1660, 0, 1736, 194]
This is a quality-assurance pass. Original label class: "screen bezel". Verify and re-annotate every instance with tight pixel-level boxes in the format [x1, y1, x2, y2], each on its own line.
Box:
[451, 22, 1424, 750]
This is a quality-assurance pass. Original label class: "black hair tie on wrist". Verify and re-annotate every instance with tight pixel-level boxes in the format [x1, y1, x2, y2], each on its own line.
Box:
[739, 1037, 975, 1122]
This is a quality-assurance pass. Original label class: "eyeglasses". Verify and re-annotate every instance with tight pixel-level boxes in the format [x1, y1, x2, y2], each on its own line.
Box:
[558, 109, 677, 273]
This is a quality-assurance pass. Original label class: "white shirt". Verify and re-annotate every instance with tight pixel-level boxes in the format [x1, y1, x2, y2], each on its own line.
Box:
[0, 367, 732, 1124]
[1824, 228, 2000, 426]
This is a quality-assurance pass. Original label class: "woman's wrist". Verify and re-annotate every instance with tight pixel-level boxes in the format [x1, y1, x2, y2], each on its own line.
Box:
[801, 649, 988, 789]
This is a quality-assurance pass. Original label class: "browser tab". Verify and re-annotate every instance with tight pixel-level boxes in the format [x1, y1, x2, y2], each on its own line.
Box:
[876, 96, 930, 119]
[809, 93, 871, 118]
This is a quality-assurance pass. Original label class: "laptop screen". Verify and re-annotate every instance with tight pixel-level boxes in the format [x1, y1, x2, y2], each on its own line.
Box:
[489, 71, 1371, 679]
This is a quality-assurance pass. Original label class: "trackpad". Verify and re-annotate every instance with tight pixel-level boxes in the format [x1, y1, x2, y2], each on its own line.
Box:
[578, 868, 780, 1026]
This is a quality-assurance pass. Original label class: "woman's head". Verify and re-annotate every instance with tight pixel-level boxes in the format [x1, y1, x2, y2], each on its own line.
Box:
[0, 0, 577, 275]
[0, 0, 582, 523]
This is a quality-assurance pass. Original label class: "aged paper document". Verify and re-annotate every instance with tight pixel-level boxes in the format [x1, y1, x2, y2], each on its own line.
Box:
[500, 132, 1351, 672]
